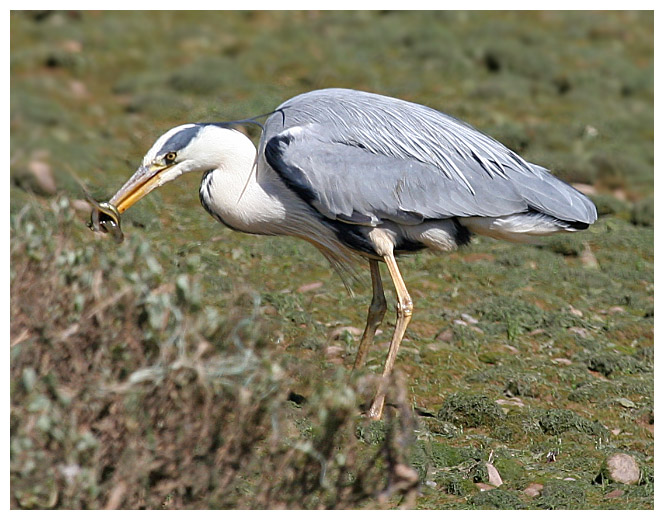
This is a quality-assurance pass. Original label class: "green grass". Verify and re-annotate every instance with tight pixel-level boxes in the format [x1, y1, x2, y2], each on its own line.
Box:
[10, 11, 653, 509]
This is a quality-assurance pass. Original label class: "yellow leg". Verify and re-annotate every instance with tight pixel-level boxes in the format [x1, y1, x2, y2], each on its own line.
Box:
[353, 259, 387, 370]
[368, 251, 413, 420]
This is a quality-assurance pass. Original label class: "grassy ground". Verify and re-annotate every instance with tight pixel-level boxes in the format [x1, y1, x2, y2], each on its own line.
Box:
[10, 11, 653, 509]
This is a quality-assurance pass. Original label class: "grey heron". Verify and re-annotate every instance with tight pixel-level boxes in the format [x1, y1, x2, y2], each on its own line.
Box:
[92, 88, 597, 419]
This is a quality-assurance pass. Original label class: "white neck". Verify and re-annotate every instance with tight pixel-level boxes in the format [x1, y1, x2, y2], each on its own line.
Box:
[197, 128, 297, 235]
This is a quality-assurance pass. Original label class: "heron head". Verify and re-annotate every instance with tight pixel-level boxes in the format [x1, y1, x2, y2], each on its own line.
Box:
[109, 123, 252, 214]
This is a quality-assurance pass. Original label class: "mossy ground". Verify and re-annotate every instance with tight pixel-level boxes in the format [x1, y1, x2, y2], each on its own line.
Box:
[10, 11, 653, 509]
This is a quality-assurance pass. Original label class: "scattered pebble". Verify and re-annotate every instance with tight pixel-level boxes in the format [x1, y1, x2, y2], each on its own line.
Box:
[261, 304, 278, 316]
[324, 345, 344, 358]
[605, 489, 625, 499]
[572, 183, 596, 195]
[69, 79, 89, 99]
[460, 313, 478, 324]
[486, 463, 503, 487]
[612, 189, 628, 201]
[475, 483, 495, 492]
[296, 281, 323, 293]
[580, 241, 599, 269]
[502, 344, 519, 354]
[496, 397, 525, 408]
[71, 199, 92, 213]
[523, 483, 543, 497]
[62, 39, 83, 53]
[568, 305, 583, 317]
[328, 326, 362, 340]
[569, 327, 590, 338]
[616, 397, 637, 409]
[435, 329, 454, 342]
[603, 453, 641, 485]
[552, 358, 573, 366]
[28, 159, 57, 195]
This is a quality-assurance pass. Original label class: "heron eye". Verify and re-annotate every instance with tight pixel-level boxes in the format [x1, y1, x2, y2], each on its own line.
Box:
[164, 152, 177, 164]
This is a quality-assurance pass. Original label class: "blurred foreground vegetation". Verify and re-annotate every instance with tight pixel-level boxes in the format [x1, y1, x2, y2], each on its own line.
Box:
[10, 11, 653, 509]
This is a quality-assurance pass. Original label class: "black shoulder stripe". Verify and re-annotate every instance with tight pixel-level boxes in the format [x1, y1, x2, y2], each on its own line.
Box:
[264, 134, 319, 207]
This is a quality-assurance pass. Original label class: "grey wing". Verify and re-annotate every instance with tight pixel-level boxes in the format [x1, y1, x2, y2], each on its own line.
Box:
[263, 125, 596, 227]
[262, 89, 597, 227]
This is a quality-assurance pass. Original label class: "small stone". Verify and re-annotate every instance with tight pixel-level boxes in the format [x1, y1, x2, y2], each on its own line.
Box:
[569, 326, 589, 338]
[324, 345, 344, 359]
[580, 242, 599, 269]
[71, 199, 92, 213]
[496, 397, 525, 408]
[486, 463, 503, 487]
[461, 313, 478, 324]
[616, 397, 637, 409]
[261, 304, 278, 316]
[324, 346, 344, 365]
[62, 39, 83, 53]
[523, 483, 543, 497]
[613, 189, 628, 201]
[328, 326, 362, 340]
[475, 483, 495, 492]
[552, 357, 573, 366]
[296, 281, 323, 293]
[605, 489, 625, 499]
[435, 329, 454, 342]
[568, 305, 583, 317]
[603, 453, 640, 485]
[572, 183, 597, 195]
[28, 159, 57, 195]
[69, 80, 89, 99]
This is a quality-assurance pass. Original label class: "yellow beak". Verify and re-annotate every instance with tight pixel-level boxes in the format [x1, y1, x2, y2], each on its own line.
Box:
[109, 164, 171, 213]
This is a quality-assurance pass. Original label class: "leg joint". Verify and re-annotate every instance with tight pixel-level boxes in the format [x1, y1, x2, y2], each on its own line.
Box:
[397, 297, 413, 317]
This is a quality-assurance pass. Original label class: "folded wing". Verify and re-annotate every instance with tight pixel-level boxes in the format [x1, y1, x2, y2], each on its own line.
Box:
[262, 88, 597, 228]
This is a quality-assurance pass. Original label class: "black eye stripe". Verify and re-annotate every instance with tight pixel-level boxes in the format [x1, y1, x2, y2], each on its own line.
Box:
[157, 125, 202, 156]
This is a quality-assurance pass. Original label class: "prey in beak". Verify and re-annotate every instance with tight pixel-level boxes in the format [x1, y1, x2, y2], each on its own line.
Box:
[87, 199, 124, 243]
[88, 158, 177, 243]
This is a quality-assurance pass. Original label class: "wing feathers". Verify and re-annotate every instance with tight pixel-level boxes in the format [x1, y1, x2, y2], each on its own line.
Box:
[262, 89, 597, 227]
